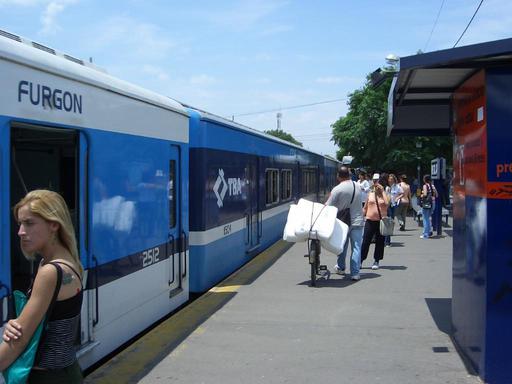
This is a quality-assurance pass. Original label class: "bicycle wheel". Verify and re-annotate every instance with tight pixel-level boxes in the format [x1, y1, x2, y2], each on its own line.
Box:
[309, 240, 319, 287]
[310, 254, 317, 287]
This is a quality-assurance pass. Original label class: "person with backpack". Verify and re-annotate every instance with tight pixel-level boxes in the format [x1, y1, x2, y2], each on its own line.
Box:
[420, 175, 438, 239]
[326, 166, 364, 281]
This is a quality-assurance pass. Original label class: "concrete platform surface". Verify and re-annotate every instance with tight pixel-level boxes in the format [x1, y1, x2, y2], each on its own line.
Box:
[86, 219, 481, 384]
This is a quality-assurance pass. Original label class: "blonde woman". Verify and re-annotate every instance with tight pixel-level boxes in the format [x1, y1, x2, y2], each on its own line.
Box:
[0, 190, 84, 383]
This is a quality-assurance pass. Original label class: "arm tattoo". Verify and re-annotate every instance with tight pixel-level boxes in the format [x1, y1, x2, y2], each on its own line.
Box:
[62, 272, 74, 285]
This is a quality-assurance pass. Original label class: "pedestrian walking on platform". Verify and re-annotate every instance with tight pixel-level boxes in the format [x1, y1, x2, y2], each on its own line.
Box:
[420, 175, 437, 239]
[357, 170, 370, 208]
[326, 166, 364, 281]
[384, 174, 402, 247]
[395, 174, 412, 231]
[361, 175, 390, 270]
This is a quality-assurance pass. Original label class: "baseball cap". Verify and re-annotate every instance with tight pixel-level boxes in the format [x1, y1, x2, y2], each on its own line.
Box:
[372, 173, 380, 180]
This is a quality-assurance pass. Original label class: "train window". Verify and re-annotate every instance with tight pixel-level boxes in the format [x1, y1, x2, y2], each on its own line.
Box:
[265, 169, 279, 205]
[281, 169, 292, 200]
[301, 168, 317, 194]
[169, 160, 176, 228]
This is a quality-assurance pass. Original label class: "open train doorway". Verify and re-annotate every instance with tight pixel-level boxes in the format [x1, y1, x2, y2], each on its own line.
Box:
[10, 124, 79, 293]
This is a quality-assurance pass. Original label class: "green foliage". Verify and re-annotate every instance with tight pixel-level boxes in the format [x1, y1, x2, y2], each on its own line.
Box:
[331, 75, 452, 179]
[264, 129, 302, 147]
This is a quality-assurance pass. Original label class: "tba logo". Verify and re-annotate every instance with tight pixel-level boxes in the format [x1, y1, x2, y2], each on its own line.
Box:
[214, 169, 228, 207]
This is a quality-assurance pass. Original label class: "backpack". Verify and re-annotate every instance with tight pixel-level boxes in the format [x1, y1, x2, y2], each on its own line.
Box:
[421, 184, 433, 209]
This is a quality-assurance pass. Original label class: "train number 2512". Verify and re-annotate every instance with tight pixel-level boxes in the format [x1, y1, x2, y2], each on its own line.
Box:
[142, 247, 160, 268]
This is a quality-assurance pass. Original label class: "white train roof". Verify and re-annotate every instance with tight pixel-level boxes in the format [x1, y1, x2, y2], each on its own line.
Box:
[0, 29, 187, 116]
[185, 104, 337, 161]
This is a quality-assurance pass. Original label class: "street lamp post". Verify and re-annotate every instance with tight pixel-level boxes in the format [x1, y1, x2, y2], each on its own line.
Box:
[416, 141, 423, 196]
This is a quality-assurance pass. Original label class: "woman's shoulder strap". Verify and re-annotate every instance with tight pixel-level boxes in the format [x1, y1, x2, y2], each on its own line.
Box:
[50, 261, 82, 284]
[46, 262, 64, 303]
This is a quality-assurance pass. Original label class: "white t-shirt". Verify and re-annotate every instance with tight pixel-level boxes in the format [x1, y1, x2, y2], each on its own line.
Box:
[386, 183, 403, 207]
[326, 180, 364, 227]
[357, 179, 370, 203]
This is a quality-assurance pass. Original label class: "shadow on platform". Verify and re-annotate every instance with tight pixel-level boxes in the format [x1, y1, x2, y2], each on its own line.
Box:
[425, 297, 452, 335]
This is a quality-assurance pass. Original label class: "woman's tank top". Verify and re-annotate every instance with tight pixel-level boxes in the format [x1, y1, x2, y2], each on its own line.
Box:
[34, 262, 83, 369]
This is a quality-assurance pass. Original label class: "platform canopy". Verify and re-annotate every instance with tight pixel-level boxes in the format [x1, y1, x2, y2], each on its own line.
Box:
[387, 37, 512, 136]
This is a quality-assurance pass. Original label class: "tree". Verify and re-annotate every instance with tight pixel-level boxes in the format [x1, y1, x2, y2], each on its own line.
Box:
[264, 129, 302, 147]
[331, 75, 452, 179]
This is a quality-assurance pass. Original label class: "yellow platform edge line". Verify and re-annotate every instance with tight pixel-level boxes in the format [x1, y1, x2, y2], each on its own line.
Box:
[85, 240, 292, 384]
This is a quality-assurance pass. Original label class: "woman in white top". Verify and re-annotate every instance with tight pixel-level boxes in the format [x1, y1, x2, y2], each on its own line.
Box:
[396, 174, 412, 231]
[357, 170, 370, 207]
[384, 174, 403, 246]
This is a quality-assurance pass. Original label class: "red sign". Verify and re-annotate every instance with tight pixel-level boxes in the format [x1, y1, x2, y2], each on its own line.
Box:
[453, 70, 487, 198]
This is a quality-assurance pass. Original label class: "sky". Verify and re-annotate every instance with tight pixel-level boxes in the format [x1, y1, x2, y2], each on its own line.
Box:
[1, 0, 511, 157]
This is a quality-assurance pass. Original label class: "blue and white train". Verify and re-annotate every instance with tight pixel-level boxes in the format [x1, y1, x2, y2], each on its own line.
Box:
[0, 29, 339, 370]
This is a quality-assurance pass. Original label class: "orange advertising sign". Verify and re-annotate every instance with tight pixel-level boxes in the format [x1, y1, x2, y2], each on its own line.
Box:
[453, 70, 487, 198]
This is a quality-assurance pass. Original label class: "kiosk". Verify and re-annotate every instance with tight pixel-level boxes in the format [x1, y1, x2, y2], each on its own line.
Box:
[388, 39, 512, 383]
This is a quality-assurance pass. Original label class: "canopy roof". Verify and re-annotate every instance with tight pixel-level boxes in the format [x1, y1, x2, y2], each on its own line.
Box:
[388, 37, 512, 136]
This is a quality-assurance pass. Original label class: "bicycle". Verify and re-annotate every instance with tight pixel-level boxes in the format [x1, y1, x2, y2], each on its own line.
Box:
[305, 232, 327, 287]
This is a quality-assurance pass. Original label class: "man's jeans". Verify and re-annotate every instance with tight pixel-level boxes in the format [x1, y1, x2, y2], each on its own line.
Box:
[422, 207, 432, 237]
[337, 226, 363, 276]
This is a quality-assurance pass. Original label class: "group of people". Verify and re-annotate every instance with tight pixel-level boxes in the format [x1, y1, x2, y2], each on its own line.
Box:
[325, 167, 437, 281]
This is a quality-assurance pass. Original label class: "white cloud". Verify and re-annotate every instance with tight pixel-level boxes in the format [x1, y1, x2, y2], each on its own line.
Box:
[89, 16, 175, 61]
[41, 0, 77, 35]
[0, 0, 78, 36]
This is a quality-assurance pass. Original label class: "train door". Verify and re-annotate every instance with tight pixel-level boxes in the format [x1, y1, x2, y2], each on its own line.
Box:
[246, 157, 260, 253]
[9, 123, 92, 350]
[0, 138, 8, 327]
[167, 145, 184, 296]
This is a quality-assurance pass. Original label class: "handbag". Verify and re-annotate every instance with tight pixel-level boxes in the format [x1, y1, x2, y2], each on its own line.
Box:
[336, 181, 356, 226]
[2, 263, 62, 384]
[375, 193, 394, 236]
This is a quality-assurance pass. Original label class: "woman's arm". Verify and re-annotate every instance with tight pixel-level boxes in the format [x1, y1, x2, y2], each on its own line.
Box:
[396, 184, 404, 201]
[0, 264, 57, 371]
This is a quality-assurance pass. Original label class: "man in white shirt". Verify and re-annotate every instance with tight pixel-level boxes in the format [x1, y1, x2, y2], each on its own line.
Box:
[325, 166, 364, 281]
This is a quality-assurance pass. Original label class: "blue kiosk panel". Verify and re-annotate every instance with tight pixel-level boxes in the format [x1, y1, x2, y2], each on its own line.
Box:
[452, 69, 512, 383]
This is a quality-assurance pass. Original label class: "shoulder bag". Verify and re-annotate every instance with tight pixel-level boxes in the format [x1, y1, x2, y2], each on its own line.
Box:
[376, 193, 394, 236]
[2, 263, 62, 384]
[336, 181, 355, 226]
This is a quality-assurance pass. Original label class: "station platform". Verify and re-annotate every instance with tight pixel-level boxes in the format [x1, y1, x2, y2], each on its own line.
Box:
[85, 218, 481, 384]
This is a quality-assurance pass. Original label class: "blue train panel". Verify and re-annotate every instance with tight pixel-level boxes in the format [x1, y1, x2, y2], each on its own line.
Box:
[188, 108, 338, 292]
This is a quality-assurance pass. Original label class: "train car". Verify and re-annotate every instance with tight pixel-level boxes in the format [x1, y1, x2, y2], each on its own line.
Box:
[187, 108, 339, 292]
[0, 31, 190, 370]
[0, 28, 341, 372]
